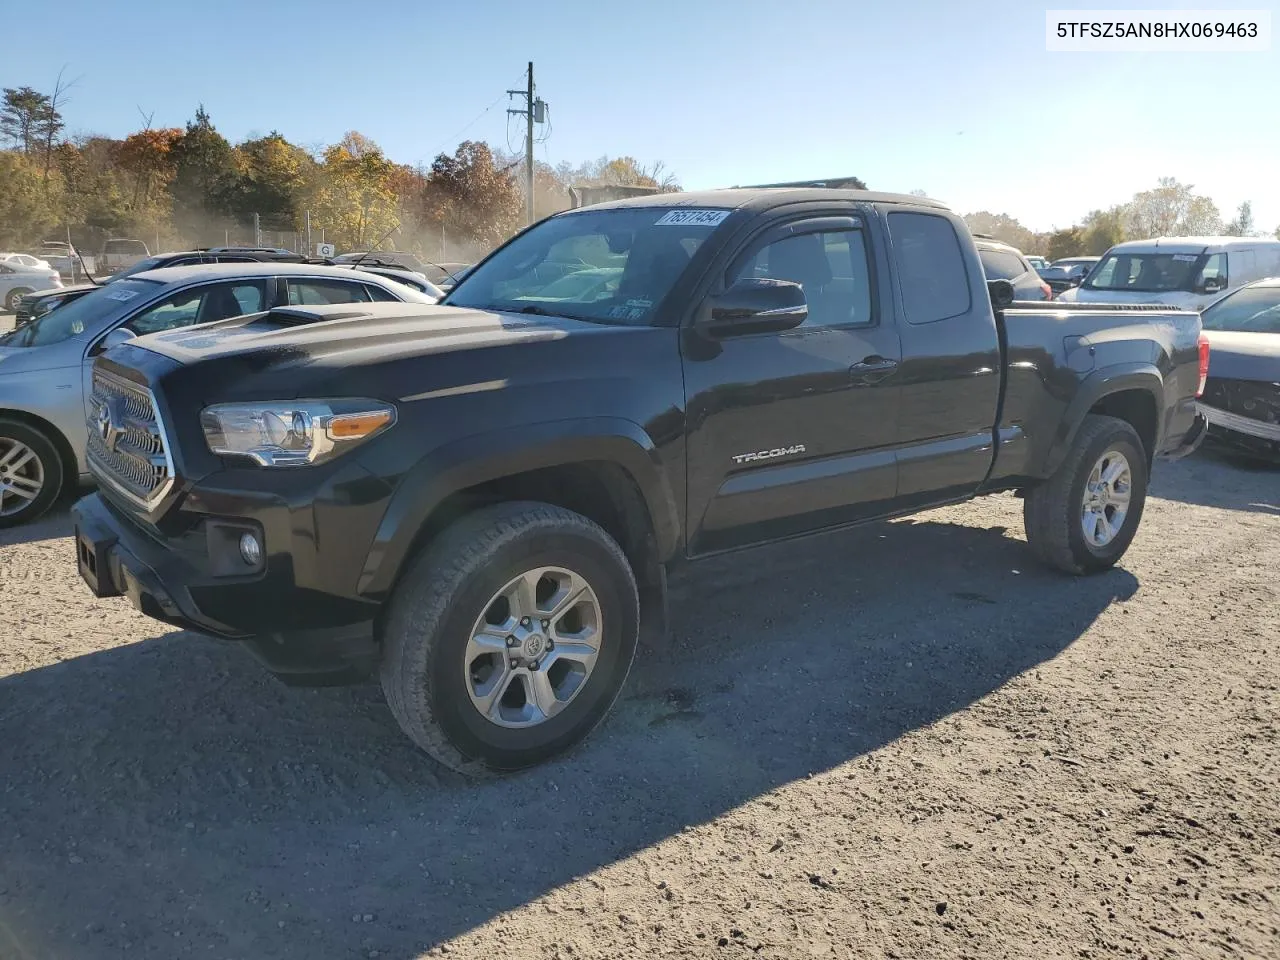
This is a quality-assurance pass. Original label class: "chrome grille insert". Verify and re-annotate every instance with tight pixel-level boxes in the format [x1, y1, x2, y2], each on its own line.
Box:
[86, 368, 175, 507]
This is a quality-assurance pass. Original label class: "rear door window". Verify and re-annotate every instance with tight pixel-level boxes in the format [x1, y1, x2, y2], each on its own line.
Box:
[887, 212, 972, 324]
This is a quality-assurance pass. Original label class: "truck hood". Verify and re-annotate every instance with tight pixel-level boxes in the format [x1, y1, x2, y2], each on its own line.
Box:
[1203, 330, 1280, 382]
[126, 304, 611, 370]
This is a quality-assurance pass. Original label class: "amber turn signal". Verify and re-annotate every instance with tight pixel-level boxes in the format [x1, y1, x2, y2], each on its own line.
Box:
[327, 409, 394, 440]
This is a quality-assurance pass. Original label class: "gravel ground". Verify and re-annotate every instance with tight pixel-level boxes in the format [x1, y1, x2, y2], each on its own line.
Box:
[1, 452, 1277, 960]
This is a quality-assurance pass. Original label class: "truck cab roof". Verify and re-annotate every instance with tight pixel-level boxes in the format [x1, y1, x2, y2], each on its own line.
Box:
[563, 187, 950, 215]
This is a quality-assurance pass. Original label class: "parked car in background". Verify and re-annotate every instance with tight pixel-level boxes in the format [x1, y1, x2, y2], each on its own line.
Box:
[0, 263, 436, 526]
[1026, 255, 1049, 272]
[431, 262, 474, 292]
[973, 236, 1052, 300]
[1058, 238, 1280, 311]
[1043, 257, 1100, 296]
[1, 253, 53, 271]
[1, 261, 63, 312]
[99, 239, 151, 275]
[34, 240, 94, 279]
[332, 250, 429, 273]
[13, 248, 310, 328]
[1195, 276, 1280, 461]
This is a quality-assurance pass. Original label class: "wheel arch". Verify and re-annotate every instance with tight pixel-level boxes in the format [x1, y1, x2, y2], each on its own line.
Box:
[357, 417, 680, 604]
[1042, 364, 1163, 477]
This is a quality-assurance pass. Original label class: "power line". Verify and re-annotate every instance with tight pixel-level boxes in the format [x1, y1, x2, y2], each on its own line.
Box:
[420, 70, 527, 164]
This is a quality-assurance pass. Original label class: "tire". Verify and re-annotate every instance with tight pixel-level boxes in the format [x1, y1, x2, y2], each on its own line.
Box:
[4, 288, 33, 313]
[379, 501, 640, 775]
[0, 418, 65, 528]
[1023, 414, 1148, 575]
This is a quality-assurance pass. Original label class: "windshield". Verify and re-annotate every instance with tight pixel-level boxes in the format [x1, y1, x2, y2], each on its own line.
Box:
[444, 206, 725, 324]
[1201, 286, 1280, 333]
[1083, 252, 1205, 292]
[0, 279, 160, 347]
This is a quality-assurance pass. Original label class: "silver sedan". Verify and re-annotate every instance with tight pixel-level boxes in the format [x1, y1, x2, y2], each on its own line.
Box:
[0, 262, 436, 526]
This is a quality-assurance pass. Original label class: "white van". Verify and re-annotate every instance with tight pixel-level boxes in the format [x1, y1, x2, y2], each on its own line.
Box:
[1058, 237, 1280, 312]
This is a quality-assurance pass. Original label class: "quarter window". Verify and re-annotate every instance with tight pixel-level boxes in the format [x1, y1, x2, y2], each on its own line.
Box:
[731, 228, 873, 328]
[287, 279, 372, 305]
[888, 213, 972, 324]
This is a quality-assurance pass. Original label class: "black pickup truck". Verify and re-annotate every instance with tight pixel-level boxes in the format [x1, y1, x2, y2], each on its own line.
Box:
[71, 188, 1209, 775]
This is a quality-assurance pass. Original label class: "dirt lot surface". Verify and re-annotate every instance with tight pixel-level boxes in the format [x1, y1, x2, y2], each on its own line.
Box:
[1, 453, 1277, 960]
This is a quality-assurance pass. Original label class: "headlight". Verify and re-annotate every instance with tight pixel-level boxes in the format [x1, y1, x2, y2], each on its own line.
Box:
[199, 400, 395, 467]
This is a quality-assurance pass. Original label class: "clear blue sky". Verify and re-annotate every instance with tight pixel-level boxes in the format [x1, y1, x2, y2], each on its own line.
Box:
[6, 0, 1278, 233]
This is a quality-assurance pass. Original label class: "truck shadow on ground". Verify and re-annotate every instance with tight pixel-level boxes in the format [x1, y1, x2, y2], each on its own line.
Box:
[0, 514, 1137, 959]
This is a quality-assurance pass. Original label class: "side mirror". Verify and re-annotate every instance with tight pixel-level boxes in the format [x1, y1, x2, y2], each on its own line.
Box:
[987, 279, 1016, 312]
[99, 327, 136, 352]
[1199, 278, 1224, 295]
[699, 278, 807, 337]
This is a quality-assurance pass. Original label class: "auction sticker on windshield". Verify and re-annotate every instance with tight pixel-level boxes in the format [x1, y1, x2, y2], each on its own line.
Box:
[655, 209, 730, 227]
[104, 289, 140, 302]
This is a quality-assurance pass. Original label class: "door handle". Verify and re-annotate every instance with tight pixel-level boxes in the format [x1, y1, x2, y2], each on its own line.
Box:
[849, 356, 899, 385]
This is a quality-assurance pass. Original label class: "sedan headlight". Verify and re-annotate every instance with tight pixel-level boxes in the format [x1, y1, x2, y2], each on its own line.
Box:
[199, 400, 395, 466]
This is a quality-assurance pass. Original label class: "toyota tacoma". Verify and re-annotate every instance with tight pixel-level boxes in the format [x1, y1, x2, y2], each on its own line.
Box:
[71, 187, 1209, 774]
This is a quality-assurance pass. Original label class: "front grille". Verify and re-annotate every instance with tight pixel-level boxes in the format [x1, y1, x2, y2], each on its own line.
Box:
[86, 368, 174, 507]
[1202, 377, 1280, 426]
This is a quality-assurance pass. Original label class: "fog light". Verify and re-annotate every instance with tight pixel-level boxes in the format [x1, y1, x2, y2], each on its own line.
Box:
[239, 532, 263, 566]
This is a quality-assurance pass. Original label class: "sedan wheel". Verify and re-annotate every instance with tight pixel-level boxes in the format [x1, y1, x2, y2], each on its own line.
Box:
[0, 438, 47, 518]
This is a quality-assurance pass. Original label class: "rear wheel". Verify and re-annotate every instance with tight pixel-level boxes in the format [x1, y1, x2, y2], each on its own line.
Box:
[1023, 414, 1148, 574]
[0, 419, 64, 528]
[4, 287, 33, 312]
[379, 501, 640, 775]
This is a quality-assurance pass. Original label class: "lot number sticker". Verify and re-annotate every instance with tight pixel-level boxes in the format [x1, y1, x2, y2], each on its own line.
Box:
[655, 209, 730, 227]
[104, 289, 140, 302]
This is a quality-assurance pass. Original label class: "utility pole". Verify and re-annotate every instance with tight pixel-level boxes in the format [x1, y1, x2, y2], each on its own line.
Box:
[508, 62, 546, 226]
[253, 212, 261, 248]
[305, 210, 312, 255]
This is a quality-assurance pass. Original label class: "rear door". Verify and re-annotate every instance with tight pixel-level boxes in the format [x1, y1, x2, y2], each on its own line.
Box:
[885, 211, 1002, 506]
[682, 207, 903, 555]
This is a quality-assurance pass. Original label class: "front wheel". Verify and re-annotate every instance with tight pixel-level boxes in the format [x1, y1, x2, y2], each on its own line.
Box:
[4, 287, 33, 312]
[0, 418, 64, 528]
[379, 501, 640, 775]
[1023, 414, 1148, 574]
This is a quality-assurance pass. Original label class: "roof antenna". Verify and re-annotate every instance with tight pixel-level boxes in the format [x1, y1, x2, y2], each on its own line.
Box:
[350, 225, 400, 272]
[73, 243, 102, 286]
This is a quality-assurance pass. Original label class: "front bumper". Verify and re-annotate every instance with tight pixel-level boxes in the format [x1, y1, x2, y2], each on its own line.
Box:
[72, 492, 380, 679]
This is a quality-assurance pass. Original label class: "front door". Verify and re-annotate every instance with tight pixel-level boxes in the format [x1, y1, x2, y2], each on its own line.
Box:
[683, 213, 902, 555]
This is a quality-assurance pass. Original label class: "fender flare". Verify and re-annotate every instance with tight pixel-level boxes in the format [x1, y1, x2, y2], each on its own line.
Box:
[1041, 363, 1164, 477]
[356, 416, 681, 598]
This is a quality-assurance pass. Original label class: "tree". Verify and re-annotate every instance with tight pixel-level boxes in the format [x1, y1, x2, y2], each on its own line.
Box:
[1046, 227, 1086, 261]
[0, 152, 63, 247]
[117, 127, 182, 206]
[1, 87, 50, 155]
[1080, 205, 1128, 255]
[308, 131, 400, 249]
[169, 106, 238, 239]
[420, 140, 522, 250]
[38, 68, 76, 177]
[228, 132, 315, 230]
[1126, 177, 1221, 238]
[1224, 201, 1254, 237]
[963, 211, 1038, 252]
